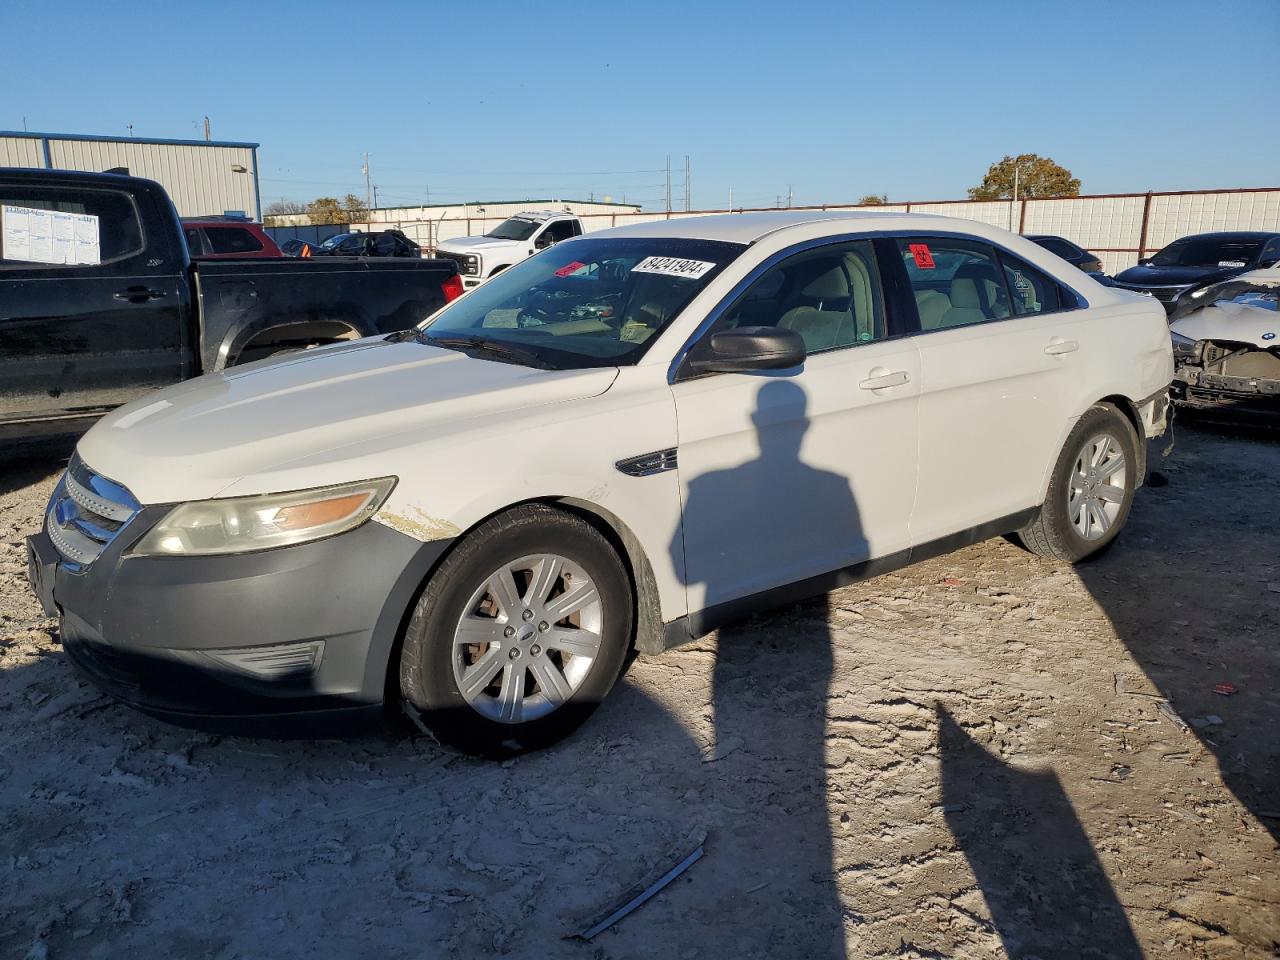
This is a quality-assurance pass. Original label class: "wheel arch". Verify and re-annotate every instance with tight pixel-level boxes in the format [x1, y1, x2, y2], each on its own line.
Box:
[226, 320, 362, 367]
[1037, 395, 1148, 504]
[375, 494, 667, 712]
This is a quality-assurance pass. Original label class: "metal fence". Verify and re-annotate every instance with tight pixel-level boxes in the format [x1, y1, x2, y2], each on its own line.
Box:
[263, 223, 349, 248]
[291, 187, 1280, 275]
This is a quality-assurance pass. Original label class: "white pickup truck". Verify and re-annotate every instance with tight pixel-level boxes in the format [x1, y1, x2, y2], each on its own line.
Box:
[435, 211, 584, 288]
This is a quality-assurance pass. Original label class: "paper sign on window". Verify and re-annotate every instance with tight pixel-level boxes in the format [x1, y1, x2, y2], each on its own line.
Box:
[1, 205, 100, 265]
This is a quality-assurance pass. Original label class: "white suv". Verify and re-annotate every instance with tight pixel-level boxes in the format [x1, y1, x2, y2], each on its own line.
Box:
[435, 211, 584, 288]
[28, 212, 1173, 753]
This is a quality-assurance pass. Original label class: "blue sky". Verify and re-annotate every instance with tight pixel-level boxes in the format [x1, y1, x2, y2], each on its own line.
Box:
[4, 0, 1277, 211]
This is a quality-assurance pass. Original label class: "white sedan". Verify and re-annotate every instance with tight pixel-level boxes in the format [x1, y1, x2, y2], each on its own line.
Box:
[30, 211, 1174, 753]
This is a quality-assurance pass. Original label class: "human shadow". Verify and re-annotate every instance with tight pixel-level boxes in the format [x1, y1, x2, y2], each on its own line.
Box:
[938, 705, 1144, 959]
[670, 379, 855, 958]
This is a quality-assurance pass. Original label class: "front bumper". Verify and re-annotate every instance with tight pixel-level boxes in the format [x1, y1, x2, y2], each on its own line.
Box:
[27, 506, 451, 735]
[1171, 369, 1280, 412]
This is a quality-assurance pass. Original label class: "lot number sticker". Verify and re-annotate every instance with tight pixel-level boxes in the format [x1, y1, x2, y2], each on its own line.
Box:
[908, 243, 935, 270]
[632, 256, 716, 280]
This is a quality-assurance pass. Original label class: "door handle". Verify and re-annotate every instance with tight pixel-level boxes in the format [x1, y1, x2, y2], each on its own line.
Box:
[1044, 338, 1079, 356]
[859, 368, 911, 391]
[113, 287, 167, 303]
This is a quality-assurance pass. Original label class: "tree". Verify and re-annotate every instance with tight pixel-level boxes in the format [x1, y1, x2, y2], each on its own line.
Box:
[857, 194, 888, 205]
[341, 194, 369, 223]
[306, 195, 369, 225]
[968, 154, 1081, 200]
[307, 197, 344, 224]
[264, 199, 306, 216]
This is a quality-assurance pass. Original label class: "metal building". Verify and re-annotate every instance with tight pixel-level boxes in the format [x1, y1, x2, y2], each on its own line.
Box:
[0, 130, 261, 220]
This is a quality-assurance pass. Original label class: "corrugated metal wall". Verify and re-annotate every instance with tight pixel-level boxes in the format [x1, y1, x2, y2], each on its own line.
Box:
[1, 133, 260, 220]
[45, 140, 257, 218]
[0, 137, 43, 168]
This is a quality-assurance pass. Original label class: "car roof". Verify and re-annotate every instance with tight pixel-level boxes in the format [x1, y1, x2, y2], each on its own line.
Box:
[592, 210, 1020, 245]
[1170, 231, 1279, 241]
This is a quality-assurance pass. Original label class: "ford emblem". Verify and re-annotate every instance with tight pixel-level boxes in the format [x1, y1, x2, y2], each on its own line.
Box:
[1263, 332, 1276, 341]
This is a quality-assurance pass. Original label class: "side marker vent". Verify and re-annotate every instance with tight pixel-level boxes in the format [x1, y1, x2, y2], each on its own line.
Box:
[615, 448, 678, 477]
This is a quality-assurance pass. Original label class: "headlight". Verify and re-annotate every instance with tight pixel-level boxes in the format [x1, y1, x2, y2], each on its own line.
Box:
[1170, 331, 1199, 360]
[132, 477, 396, 557]
[467, 253, 481, 275]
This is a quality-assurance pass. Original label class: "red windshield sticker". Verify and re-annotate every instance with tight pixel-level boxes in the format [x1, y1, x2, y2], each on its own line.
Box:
[909, 244, 935, 269]
[555, 260, 586, 277]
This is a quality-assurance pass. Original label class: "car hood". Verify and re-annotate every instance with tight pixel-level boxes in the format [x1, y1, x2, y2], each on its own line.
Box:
[1112, 263, 1242, 287]
[78, 338, 618, 504]
[437, 235, 521, 252]
[1171, 299, 1280, 349]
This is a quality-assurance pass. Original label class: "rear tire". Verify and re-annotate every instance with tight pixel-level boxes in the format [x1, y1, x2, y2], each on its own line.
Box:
[399, 504, 632, 757]
[1018, 403, 1139, 563]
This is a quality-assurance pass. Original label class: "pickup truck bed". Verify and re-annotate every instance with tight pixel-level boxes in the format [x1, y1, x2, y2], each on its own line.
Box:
[0, 168, 460, 440]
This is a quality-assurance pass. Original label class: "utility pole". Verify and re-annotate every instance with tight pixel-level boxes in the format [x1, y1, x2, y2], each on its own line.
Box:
[1010, 161, 1021, 232]
[684, 155, 690, 212]
[203, 116, 211, 142]
[728, 186, 733, 211]
[363, 153, 372, 211]
[787, 184, 793, 208]
[665, 155, 672, 214]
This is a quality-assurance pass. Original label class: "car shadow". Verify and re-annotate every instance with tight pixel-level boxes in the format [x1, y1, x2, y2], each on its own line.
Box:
[1073, 419, 1280, 843]
[0, 437, 74, 498]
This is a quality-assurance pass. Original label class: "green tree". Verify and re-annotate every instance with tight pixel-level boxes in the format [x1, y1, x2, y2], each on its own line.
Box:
[857, 193, 888, 205]
[968, 154, 1081, 200]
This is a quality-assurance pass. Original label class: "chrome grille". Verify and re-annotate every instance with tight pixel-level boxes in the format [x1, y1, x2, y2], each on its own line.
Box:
[45, 455, 140, 570]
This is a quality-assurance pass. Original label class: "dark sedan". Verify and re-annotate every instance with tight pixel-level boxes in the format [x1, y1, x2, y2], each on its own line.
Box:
[1025, 234, 1104, 275]
[1111, 231, 1280, 313]
[312, 230, 421, 258]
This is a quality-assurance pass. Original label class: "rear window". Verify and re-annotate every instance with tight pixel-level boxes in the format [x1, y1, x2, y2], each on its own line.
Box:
[1150, 236, 1265, 268]
[1032, 237, 1081, 260]
[205, 226, 264, 255]
[0, 184, 143, 268]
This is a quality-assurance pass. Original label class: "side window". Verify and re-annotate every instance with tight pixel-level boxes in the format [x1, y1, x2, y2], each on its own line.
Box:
[205, 227, 264, 255]
[0, 184, 144, 270]
[184, 227, 206, 256]
[544, 219, 576, 243]
[717, 240, 885, 354]
[999, 253, 1064, 316]
[896, 238, 1011, 330]
[338, 236, 364, 254]
[1261, 237, 1280, 266]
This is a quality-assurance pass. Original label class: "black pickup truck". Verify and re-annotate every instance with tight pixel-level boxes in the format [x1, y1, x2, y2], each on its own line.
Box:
[0, 168, 462, 441]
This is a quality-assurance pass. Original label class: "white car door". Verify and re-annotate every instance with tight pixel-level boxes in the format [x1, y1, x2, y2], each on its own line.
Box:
[894, 236, 1090, 544]
[669, 239, 920, 613]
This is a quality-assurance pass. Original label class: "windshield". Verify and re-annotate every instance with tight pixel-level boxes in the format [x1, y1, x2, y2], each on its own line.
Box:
[319, 234, 350, 250]
[486, 217, 542, 241]
[1150, 236, 1265, 267]
[419, 237, 746, 369]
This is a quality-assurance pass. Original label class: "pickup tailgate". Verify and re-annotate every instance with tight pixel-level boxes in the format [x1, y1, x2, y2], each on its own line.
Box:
[193, 257, 459, 371]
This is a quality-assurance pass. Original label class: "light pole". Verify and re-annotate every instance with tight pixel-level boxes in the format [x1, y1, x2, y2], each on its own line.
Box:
[1009, 158, 1025, 232]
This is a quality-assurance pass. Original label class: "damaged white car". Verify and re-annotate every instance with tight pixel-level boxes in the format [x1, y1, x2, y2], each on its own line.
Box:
[1169, 263, 1280, 413]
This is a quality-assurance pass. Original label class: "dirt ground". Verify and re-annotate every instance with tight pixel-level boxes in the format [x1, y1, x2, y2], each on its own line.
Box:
[1, 420, 1277, 960]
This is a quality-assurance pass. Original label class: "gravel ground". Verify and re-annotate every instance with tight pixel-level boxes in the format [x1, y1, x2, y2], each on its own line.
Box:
[1, 421, 1277, 959]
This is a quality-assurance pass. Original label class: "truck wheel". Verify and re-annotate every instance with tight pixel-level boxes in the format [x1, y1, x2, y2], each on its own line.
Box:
[1017, 403, 1139, 563]
[399, 504, 632, 756]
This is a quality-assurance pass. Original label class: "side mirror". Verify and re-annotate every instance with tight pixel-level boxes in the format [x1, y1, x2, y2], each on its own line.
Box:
[1138, 257, 1152, 265]
[689, 326, 806, 374]
[1259, 258, 1279, 269]
[534, 233, 555, 250]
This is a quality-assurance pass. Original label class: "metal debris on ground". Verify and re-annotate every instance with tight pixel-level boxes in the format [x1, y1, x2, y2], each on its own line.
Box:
[1212, 682, 1238, 696]
[1156, 700, 1191, 733]
[572, 829, 707, 941]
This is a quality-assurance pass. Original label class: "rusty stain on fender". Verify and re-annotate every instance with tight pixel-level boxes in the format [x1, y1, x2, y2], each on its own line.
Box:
[373, 506, 461, 542]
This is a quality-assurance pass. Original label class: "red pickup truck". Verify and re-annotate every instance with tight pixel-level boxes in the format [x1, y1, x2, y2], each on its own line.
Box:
[182, 217, 282, 259]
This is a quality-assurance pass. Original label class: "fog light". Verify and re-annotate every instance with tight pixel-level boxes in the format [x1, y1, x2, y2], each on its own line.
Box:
[205, 641, 324, 680]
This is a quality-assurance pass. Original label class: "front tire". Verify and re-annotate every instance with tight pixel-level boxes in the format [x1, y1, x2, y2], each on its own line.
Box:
[1017, 403, 1139, 563]
[399, 504, 632, 756]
